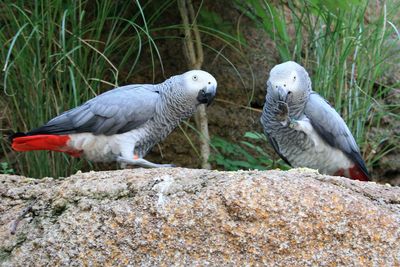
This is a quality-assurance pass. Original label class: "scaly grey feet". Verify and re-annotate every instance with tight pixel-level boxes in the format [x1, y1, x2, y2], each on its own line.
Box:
[117, 156, 175, 168]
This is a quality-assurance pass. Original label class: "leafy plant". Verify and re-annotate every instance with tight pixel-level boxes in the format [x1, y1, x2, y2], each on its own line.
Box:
[0, 162, 15, 175]
[210, 132, 289, 171]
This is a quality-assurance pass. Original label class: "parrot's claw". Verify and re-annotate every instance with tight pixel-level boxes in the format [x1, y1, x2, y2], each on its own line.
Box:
[117, 156, 175, 168]
[280, 120, 289, 127]
[280, 118, 296, 128]
[289, 119, 299, 130]
[276, 100, 289, 122]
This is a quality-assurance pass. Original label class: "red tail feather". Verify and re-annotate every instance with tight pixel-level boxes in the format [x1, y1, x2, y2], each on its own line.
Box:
[348, 165, 370, 182]
[334, 165, 369, 181]
[12, 135, 82, 158]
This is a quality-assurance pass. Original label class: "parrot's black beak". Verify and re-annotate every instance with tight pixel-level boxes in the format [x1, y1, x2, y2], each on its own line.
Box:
[277, 86, 289, 102]
[197, 87, 216, 106]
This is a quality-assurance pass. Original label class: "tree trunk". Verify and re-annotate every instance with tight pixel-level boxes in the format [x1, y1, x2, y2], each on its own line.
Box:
[178, 0, 211, 169]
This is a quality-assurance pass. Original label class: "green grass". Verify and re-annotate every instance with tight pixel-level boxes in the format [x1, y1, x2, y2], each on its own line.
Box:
[0, 0, 169, 178]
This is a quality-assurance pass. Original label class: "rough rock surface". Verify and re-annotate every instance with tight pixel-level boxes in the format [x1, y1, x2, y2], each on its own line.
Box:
[1, 168, 400, 266]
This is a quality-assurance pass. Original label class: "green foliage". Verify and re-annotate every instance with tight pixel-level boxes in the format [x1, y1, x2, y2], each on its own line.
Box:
[0, 0, 168, 178]
[198, 8, 246, 44]
[307, 0, 364, 14]
[210, 132, 290, 171]
[0, 162, 14, 175]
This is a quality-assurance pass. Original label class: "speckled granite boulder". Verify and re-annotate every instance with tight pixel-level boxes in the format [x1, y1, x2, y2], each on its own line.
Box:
[1, 168, 400, 266]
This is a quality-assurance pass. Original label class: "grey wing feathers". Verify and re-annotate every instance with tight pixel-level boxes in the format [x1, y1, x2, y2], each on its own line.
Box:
[28, 84, 160, 136]
[304, 93, 369, 176]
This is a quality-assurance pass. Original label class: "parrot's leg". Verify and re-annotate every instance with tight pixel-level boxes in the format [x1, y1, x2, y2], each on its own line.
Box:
[119, 154, 139, 169]
[118, 144, 137, 168]
[118, 144, 175, 168]
[288, 119, 300, 129]
[117, 156, 175, 168]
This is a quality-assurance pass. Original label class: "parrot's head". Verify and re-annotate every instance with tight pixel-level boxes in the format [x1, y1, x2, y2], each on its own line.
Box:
[179, 70, 217, 106]
[267, 61, 311, 106]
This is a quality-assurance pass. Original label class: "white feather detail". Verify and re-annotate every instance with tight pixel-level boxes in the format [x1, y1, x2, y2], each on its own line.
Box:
[67, 130, 144, 162]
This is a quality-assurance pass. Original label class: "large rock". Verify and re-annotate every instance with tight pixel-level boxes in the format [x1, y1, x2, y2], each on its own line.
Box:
[1, 168, 400, 266]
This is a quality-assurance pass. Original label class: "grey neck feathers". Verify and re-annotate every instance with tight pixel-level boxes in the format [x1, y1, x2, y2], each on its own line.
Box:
[157, 78, 196, 119]
[137, 78, 196, 156]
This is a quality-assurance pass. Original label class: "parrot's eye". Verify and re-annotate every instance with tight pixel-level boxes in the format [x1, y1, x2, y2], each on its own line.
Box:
[283, 84, 286, 87]
[293, 76, 296, 81]
[192, 75, 198, 81]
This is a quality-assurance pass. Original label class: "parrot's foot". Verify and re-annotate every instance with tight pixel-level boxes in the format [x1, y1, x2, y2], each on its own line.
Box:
[288, 118, 313, 134]
[280, 118, 297, 128]
[288, 119, 300, 130]
[276, 101, 289, 122]
[117, 156, 175, 168]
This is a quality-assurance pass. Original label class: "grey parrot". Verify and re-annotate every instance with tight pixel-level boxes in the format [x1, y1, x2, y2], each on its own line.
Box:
[260, 61, 369, 181]
[11, 70, 217, 168]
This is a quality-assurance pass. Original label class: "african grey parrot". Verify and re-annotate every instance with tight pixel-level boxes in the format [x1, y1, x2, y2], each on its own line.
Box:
[11, 70, 217, 168]
[260, 61, 369, 181]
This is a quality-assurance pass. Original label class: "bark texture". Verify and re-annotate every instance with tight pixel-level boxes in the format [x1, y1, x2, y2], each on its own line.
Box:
[178, 0, 211, 169]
